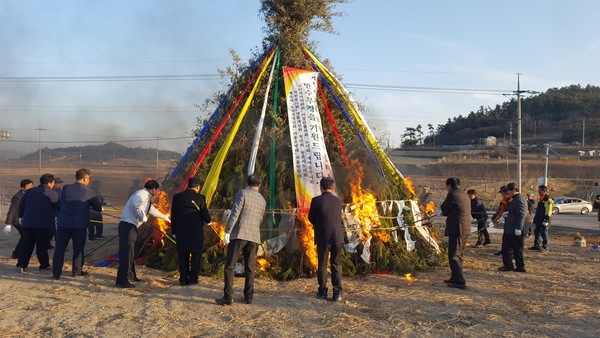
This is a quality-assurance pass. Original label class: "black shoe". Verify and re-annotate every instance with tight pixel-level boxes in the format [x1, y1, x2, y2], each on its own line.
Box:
[514, 267, 527, 272]
[188, 279, 199, 285]
[89, 237, 97, 241]
[447, 283, 466, 290]
[331, 293, 342, 301]
[17, 266, 25, 273]
[498, 266, 514, 272]
[444, 279, 458, 284]
[179, 279, 188, 286]
[244, 297, 252, 304]
[132, 277, 141, 282]
[493, 251, 502, 256]
[53, 275, 60, 280]
[528, 246, 540, 251]
[115, 282, 135, 288]
[215, 297, 233, 306]
[73, 271, 89, 277]
[95, 235, 105, 239]
[39, 265, 51, 270]
[316, 292, 328, 300]
[483, 241, 491, 246]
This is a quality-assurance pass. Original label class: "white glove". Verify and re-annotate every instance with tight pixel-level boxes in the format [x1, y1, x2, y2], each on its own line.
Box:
[18, 218, 22, 225]
[515, 229, 522, 236]
[502, 211, 509, 218]
[435, 211, 442, 216]
[172, 234, 176, 239]
[3, 225, 11, 234]
[223, 233, 231, 245]
[142, 215, 148, 223]
[164, 216, 171, 223]
[542, 221, 549, 227]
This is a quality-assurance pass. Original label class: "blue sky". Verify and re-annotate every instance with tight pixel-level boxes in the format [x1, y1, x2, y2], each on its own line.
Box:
[1, 1, 599, 157]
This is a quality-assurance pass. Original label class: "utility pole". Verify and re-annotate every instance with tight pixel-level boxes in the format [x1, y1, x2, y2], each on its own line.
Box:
[37, 124, 46, 173]
[504, 74, 538, 192]
[156, 133, 160, 178]
[582, 117, 585, 146]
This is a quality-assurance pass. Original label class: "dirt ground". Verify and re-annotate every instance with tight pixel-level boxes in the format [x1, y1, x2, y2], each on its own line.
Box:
[1, 221, 599, 338]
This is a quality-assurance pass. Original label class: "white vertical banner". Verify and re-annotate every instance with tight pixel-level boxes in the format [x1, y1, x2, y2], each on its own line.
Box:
[283, 67, 335, 212]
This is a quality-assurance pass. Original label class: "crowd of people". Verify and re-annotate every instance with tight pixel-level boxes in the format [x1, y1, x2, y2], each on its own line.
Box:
[438, 177, 558, 290]
[6, 169, 595, 304]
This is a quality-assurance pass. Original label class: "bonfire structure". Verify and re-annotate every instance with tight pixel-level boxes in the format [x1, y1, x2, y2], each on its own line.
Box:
[141, 0, 442, 279]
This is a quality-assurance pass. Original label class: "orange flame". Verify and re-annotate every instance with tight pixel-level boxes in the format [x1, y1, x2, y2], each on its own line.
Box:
[403, 177, 417, 197]
[150, 189, 171, 247]
[405, 273, 414, 285]
[297, 214, 318, 270]
[349, 160, 381, 241]
[256, 258, 269, 272]
[210, 221, 227, 248]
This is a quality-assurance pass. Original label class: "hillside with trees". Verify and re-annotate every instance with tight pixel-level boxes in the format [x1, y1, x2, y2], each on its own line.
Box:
[401, 84, 600, 147]
[18, 142, 181, 163]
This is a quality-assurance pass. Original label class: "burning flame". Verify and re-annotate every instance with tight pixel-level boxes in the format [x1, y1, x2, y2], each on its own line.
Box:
[210, 221, 227, 248]
[256, 258, 269, 272]
[349, 160, 381, 241]
[298, 214, 318, 270]
[403, 177, 417, 197]
[405, 273, 413, 285]
[150, 189, 171, 248]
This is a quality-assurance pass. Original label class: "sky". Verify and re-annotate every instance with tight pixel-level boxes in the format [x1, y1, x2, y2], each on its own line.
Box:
[1, 0, 599, 158]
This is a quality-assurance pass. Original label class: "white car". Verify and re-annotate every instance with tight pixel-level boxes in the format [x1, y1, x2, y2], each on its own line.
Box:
[552, 197, 593, 215]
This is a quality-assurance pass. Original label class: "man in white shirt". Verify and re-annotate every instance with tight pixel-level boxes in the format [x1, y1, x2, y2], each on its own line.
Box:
[115, 179, 170, 288]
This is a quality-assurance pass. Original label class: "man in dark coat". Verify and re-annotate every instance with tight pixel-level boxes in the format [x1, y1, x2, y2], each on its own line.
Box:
[440, 177, 471, 289]
[17, 174, 61, 272]
[500, 182, 528, 272]
[52, 168, 103, 280]
[467, 189, 490, 247]
[4, 179, 34, 259]
[170, 177, 212, 286]
[308, 176, 345, 301]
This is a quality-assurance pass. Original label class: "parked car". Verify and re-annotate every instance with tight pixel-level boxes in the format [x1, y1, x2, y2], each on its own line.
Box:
[552, 197, 593, 215]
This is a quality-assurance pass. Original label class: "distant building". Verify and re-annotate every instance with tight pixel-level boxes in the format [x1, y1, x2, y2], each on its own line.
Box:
[485, 136, 496, 147]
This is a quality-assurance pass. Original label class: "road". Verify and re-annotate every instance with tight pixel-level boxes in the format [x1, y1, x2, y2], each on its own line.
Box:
[551, 213, 600, 231]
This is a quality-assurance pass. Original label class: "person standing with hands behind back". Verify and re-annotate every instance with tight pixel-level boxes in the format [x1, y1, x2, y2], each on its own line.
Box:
[440, 177, 471, 290]
[215, 174, 266, 306]
[309, 176, 345, 302]
[499, 183, 528, 272]
[170, 177, 212, 286]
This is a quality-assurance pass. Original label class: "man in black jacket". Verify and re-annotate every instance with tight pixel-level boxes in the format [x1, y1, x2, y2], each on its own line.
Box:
[440, 177, 471, 289]
[308, 176, 344, 301]
[467, 189, 490, 247]
[170, 177, 212, 286]
[4, 179, 34, 259]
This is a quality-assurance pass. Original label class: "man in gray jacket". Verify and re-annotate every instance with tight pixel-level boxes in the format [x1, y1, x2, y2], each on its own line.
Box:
[215, 174, 266, 306]
[499, 182, 528, 272]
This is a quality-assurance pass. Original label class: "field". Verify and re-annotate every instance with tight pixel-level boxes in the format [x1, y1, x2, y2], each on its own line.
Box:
[1, 151, 600, 337]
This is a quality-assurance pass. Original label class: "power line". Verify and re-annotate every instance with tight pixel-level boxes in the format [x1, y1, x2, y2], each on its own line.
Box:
[0, 74, 221, 82]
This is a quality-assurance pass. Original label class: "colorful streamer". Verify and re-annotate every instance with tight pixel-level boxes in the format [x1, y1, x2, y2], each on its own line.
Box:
[201, 49, 277, 206]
